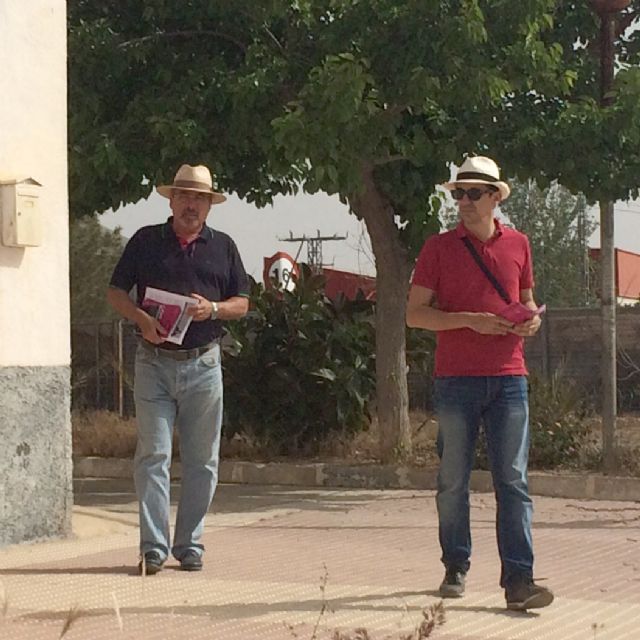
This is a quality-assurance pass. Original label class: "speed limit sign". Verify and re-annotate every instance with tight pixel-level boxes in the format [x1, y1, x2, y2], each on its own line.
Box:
[263, 252, 299, 292]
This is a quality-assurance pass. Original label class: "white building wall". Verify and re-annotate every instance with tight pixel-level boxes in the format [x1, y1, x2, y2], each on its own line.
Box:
[0, 0, 71, 546]
[0, 0, 69, 366]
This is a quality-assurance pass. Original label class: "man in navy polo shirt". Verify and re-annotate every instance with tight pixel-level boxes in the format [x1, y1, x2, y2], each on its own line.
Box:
[406, 156, 553, 611]
[107, 164, 249, 575]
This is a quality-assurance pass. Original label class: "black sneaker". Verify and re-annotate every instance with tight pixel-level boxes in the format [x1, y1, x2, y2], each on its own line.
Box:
[138, 550, 164, 576]
[505, 576, 554, 611]
[179, 549, 203, 572]
[439, 567, 466, 598]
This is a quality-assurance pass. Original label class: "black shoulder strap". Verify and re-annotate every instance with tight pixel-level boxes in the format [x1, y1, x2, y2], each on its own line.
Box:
[461, 236, 511, 305]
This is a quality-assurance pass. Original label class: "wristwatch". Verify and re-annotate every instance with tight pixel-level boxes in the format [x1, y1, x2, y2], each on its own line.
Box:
[210, 300, 219, 320]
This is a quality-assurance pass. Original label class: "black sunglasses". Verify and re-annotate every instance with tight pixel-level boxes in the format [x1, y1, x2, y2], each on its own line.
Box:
[451, 187, 493, 201]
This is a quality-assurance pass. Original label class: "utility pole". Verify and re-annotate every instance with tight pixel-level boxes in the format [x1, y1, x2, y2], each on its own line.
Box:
[279, 230, 347, 273]
[589, 0, 630, 473]
[577, 205, 590, 304]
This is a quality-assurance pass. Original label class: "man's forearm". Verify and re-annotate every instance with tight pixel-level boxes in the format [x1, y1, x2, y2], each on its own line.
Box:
[407, 305, 477, 332]
[106, 287, 149, 327]
[215, 296, 249, 320]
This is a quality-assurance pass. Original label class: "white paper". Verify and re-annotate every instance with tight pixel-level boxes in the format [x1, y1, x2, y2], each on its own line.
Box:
[141, 287, 198, 345]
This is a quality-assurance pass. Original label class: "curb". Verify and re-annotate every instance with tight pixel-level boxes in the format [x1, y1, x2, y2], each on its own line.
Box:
[72, 456, 640, 502]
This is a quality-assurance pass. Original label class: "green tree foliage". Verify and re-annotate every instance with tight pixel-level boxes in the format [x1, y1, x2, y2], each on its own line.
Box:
[501, 180, 597, 307]
[223, 266, 376, 455]
[67, 0, 640, 458]
[70, 215, 125, 322]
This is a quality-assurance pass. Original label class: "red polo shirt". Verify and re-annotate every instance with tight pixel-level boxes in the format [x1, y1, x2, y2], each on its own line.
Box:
[412, 220, 534, 377]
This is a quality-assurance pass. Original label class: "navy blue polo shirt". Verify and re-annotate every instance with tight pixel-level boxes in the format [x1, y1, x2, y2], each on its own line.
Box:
[110, 218, 249, 349]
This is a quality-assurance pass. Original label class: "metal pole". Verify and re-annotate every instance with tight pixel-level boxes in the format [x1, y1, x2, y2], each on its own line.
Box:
[95, 325, 100, 408]
[117, 319, 124, 418]
[597, 8, 619, 473]
[540, 313, 550, 381]
[600, 200, 617, 472]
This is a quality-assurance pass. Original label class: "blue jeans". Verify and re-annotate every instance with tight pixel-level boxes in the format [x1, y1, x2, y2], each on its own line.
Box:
[433, 376, 534, 588]
[133, 343, 223, 561]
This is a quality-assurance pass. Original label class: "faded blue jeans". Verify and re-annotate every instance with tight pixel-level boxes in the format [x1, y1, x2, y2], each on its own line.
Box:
[433, 376, 534, 588]
[133, 343, 223, 562]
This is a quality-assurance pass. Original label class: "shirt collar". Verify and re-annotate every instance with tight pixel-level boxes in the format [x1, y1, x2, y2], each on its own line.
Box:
[164, 217, 212, 243]
[455, 218, 504, 240]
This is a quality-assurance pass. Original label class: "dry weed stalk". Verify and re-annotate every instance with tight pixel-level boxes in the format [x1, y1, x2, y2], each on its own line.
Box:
[284, 620, 300, 638]
[59, 604, 82, 639]
[332, 601, 445, 640]
[111, 591, 123, 631]
[332, 629, 372, 640]
[310, 563, 330, 640]
[0, 578, 8, 619]
[404, 601, 446, 640]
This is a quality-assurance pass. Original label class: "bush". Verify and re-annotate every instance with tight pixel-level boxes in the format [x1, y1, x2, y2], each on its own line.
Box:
[474, 370, 594, 470]
[223, 266, 376, 456]
[527, 370, 593, 469]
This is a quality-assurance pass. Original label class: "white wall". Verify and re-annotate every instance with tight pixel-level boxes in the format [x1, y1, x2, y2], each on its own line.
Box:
[0, 1, 69, 367]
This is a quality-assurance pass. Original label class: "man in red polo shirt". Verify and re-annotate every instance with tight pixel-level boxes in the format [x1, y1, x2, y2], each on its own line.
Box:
[406, 156, 553, 611]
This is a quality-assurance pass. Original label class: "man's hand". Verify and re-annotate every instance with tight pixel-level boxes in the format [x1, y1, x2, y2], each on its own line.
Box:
[187, 293, 214, 322]
[509, 314, 542, 337]
[137, 312, 166, 344]
[469, 313, 515, 335]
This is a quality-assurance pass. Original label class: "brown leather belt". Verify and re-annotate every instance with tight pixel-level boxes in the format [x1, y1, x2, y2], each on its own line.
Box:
[138, 340, 216, 361]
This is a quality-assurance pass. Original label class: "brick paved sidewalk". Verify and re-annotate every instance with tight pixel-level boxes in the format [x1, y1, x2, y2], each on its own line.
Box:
[1, 486, 639, 639]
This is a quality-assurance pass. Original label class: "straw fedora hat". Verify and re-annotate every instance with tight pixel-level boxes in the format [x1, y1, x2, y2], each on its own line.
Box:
[157, 164, 227, 204]
[443, 156, 510, 200]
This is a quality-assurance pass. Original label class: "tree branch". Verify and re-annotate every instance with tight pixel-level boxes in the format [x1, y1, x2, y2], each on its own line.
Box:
[618, 346, 640, 381]
[262, 23, 286, 55]
[374, 154, 408, 166]
[118, 30, 247, 53]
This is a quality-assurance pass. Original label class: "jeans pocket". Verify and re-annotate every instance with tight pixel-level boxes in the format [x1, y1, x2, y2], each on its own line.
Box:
[434, 377, 456, 410]
[135, 345, 154, 366]
[199, 350, 220, 368]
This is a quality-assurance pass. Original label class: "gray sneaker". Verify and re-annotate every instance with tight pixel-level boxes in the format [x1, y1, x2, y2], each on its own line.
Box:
[505, 576, 554, 611]
[138, 550, 164, 576]
[439, 567, 466, 598]
[179, 549, 203, 572]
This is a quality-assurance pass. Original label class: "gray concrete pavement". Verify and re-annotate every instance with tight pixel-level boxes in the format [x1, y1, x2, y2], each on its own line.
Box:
[1, 484, 640, 639]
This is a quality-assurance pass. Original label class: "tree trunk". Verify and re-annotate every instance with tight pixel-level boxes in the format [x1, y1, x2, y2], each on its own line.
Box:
[350, 163, 412, 462]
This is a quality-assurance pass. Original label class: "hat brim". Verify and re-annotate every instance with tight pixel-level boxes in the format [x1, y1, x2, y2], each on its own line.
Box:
[157, 185, 227, 204]
[443, 179, 510, 201]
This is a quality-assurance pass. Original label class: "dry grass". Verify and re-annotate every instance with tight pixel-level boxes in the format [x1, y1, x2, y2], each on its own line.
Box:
[330, 601, 445, 640]
[0, 578, 8, 619]
[303, 411, 440, 467]
[284, 566, 445, 640]
[111, 592, 123, 632]
[59, 604, 82, 638]
[72, 408, 640, 477]
[72, 411, 137, 458]
[72, 410, 177, 459]
[72, 409, 440, 466]
[328, 601, 444, 640]
[310, 564, 330, 640]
